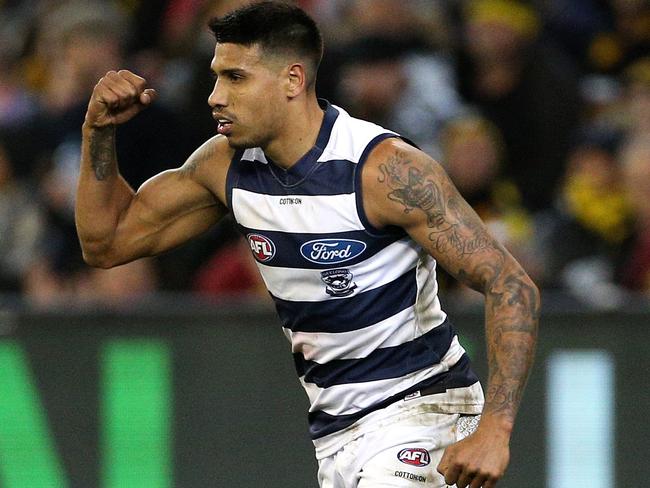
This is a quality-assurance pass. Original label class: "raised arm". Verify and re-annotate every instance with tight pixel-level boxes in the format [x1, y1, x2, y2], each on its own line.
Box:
[362, 138, 540, 488]
[76, 70, 229, 268]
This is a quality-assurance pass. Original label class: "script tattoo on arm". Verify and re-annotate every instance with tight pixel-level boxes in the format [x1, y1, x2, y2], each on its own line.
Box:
[88, 127, 116, 181]
[378, 151, 492, 258]
[377, 149, 539, 425]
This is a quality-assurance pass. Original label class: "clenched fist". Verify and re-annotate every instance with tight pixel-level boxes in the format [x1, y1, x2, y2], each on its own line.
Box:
[85, 70, 157, 128]
[437, 421, 510, 488]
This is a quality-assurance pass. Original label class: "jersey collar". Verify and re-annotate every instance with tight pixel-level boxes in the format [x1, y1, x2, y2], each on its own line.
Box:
[266, 99, 338, 187]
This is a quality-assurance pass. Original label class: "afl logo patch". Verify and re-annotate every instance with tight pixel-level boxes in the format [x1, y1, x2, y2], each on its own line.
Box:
[300, 239, 367, 265]
[247, 234, 275, 262]
[397, 448, 430, 467]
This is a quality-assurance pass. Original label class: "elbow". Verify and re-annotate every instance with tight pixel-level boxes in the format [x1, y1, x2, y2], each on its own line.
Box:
[490, 266, 541, 322]
[82, 251, 116, 269]
[522, 274, 541, 324]
[528, 276, 541, 312]
[80, 243, 120, 269]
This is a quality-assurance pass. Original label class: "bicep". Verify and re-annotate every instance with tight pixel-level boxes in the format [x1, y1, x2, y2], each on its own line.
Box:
[119, 169, 225, 256]
[105, 155, 227, 265]
[363, 139, 509, 292]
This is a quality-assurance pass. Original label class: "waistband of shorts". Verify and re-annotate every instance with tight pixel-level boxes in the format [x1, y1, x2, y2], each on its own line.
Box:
[312, 382, 484, 459]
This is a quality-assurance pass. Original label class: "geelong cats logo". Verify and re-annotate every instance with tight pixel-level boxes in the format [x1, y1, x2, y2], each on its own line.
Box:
[320, 269, 357, 297]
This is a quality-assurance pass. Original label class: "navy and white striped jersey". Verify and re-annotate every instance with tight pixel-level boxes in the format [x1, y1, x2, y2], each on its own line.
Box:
[226, 100, 483, 456]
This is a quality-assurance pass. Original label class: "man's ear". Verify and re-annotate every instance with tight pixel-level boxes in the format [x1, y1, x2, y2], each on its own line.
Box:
[286, 63, 307, 98]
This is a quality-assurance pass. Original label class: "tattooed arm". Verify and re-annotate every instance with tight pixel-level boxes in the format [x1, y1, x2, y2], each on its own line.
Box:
[363, 138, 539, 487]
[76, 70, 230, 268]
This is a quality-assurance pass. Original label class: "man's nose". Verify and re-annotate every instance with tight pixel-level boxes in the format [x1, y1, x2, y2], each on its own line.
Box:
[208, 80, 227, 109]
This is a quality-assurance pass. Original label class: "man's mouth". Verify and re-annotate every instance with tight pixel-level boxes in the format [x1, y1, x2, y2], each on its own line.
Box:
[216, 117, 233, 136]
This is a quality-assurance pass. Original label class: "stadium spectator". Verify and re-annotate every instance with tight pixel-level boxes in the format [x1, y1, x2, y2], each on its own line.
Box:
[314, 0, 458, 120]
[442, 116, 536, 252]
[456, 0, 581, 212]
[617, 136, 650, 295]
[540, 0, 650, 75]
[336, 34, 467, 159]
[623, 57, 650, 138]
[577, 73, 624, 135]
[192, 236, 269, 300]
[0, 32, 37, 128]
[587, 0, 650, 74]
[0, 139, 44, 293]
[539, 128, 633, 301]
[329, 0, 452, 45]
[439, 114, 540, 298]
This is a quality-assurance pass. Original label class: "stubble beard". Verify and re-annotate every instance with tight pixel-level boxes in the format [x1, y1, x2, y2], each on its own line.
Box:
[226, 130, 272, 151]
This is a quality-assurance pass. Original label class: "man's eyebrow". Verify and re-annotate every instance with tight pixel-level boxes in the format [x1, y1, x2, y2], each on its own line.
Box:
[210, 67, 247, 77]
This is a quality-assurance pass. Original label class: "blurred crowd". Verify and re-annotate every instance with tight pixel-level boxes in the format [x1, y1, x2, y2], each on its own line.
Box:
[0, 0, 649, 308]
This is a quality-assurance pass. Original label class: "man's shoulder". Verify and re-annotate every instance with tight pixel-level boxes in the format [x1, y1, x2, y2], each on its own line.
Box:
[323, 103, 400, 163]
[180, 135, 235, 179]
[362, 137, 435, 191]
[364, 137, 419, 168]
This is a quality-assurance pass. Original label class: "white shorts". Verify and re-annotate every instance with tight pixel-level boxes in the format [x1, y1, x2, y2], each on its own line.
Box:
[317, 411, 480, 488]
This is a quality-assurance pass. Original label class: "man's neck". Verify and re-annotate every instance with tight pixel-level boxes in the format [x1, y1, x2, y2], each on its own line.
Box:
[263, 95, 325, 169]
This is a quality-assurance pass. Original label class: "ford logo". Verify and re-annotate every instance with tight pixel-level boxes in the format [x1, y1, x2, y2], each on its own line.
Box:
[300, 239, 366, 264]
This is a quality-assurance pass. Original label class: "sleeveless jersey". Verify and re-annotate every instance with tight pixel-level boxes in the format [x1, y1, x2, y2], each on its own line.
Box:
[226, 101, 483, 455]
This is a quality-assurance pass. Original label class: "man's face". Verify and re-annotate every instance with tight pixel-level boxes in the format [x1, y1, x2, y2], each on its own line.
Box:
[208, 42, 287, 149]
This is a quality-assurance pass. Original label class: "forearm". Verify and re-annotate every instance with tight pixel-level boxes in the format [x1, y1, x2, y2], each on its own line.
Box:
[76, 124, 134, 262]
[481, 262, 540, 432]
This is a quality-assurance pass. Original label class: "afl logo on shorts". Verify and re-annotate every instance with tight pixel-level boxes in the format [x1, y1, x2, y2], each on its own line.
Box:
[397, 448, 430, 467]
[247, 234, 275, 262]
